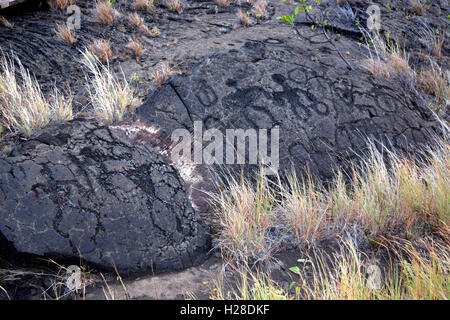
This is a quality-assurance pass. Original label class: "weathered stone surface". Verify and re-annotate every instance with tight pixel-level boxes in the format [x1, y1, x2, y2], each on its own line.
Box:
[136, 41, 441, 180]
[0, 119, 210, 273]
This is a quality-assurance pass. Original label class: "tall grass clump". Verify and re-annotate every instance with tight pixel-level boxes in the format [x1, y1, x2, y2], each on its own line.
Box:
[280, 172, 328, 244]
[133, 0, 155, 11]
[212, 170, 280, 263]
[362, 35, 413, 81]
[213, 130, 449, 263]
[391, 240, 449, 300]
[165, 0, 183, 14]
[0, 54, 72, 137]
[47, 0, 74, 11]
[211, 267, 292, 300]
[0, 16, 12, 28]
[294, 240, 449, 300]
[281, 135, 450, 240]
[212, 239, 448, 300]
[417, 62, 449, 114]
[151, 62, 175, 86]
[88, 39, 112, 63]
[93, 1, 120, 26]
[291, 242, 381, 300]
[81, 49, 140, 125]
[54, 23, 76, 45]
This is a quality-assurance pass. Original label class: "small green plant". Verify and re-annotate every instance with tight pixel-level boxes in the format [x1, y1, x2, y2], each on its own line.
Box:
[289, 258, 310, 275]
[130, 72, 139, 81]
[277, 0, 317, 25]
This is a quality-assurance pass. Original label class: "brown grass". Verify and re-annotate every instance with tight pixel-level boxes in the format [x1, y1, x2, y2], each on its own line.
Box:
[151, 62, 175, 85]
[417, 63, 450, 113]
[212, 238, 449, 300]
[126, 12, 144, 28]
[216, 0, 230, 7]
[54, 23, 75, 45]
[387, 46, 413, 77]
[88, 39, 112, 63]
[362, 34, 413, 80]
[410, 0, 427, 16]
[93, 1, 120, 26]
[362, 59, 392, 79]
[126, 39, 145, 57]
[132, 0, 155, 11]
[212, 170, 279, 263]
[237, 10, 250, 27]
[0, 16, 12, 28]
[251, 0, 268, 18]
[0, 54, 73, 137]
[139, 24, 161, 37]
[81, 50, 141, 125]
[298, 239, 449, 300]
[47, 0, 74, 10]
[165, 0, 183, 14]
[212, 133, 450, 263]
[432, 35, 445, 59]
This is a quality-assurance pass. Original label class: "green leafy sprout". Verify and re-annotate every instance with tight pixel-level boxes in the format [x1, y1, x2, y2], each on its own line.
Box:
[277, 0, 320, 25]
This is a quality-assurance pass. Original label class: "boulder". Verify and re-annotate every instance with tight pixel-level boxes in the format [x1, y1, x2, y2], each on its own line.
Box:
[136, 41, 441, 180]
[0, 119, 210, 274]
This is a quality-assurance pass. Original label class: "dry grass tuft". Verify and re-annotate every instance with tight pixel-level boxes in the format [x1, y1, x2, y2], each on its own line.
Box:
[296, 240, 449, 300]
[216, 0, 230, 7]
[362, 34, 413, 80]
[133, 0, 155, 11]
[363, 32, 448, 113]
[127, 12, 144, 28]
[139, 25, 161, 37]
[212, 171, 279, 263]
[93, 1, 120, 26]
[81, 50, 141, 125]
[385, 46, 413, 77]
[211, 266, 291, 300]
[432, 35, 445, 59]
[237, 10, 250, 27]
[47, 0, 74, 11]
[54, 23, 75, 45]
[126, 39, 146, 57]
[251, 0, 269, 18]
[418, 23, 445, 60]
[151, 62, 175, 85]
[410, 0, 427, 16]
[0, 55, 73, 137]
[212, 239, 449, 300]
[361, 59, 392, 79]
[212, 131, 450, 263]
[88, 39, 113, 63]
[165, 0, 183, 14]
[417, 63, 450, 113]
[0, 16, 12, 28]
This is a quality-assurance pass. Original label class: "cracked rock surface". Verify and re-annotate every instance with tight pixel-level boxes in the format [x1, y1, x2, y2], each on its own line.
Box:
[0, 0, 447, 291]
[136, 40, 441, 180]
[0, 119, 210, 273]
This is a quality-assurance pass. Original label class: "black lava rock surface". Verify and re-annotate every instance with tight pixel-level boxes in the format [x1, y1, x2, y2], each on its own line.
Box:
[0, 119, 211, 274]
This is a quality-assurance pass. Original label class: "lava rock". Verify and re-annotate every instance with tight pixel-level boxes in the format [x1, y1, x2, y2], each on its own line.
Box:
[0, 119, 210, 274]
[136, 41, 441, 180]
